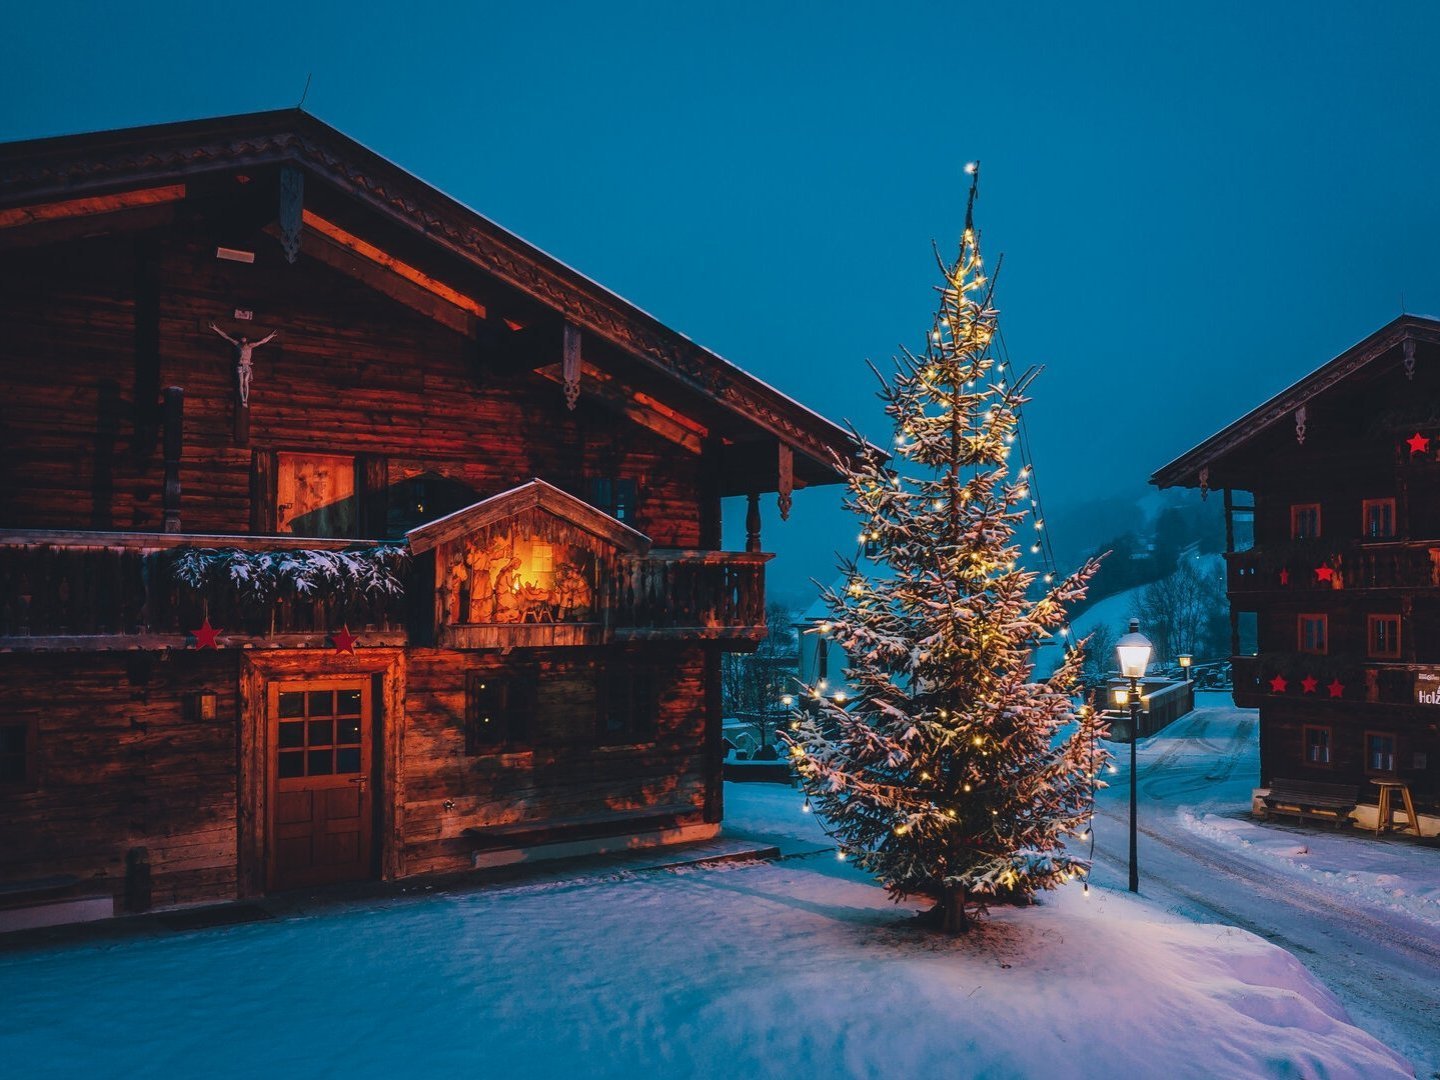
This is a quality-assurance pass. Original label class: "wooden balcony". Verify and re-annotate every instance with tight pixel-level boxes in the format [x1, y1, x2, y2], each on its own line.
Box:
[0, 531, 770, 651]
[1230, 653, 1419, 709]
[0, 530, 407, 650]
[1226, 542, 1440, 595]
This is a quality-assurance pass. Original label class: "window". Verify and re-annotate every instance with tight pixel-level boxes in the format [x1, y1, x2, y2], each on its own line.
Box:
[1302, 725, 1332, 766]
[1361, 498, 1396, 540]
[466, 670, 534, 752]
[0, 722, 33, 785]
[1366, 731, 1397, 774]
[600, 660, 658, 743]
[277, 452, 358, 537]
[1290, 503, 1321, 540]
[1367, 614, 1401, 659]
[586, 478, 638, 525]
[1297, 614, 1327, 654]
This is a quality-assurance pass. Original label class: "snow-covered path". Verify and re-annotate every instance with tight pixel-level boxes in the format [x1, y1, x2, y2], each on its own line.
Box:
[1089, 695, 1440, 1076]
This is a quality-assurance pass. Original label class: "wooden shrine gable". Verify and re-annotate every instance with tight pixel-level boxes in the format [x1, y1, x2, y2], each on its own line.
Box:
[407, 480, 651, 646]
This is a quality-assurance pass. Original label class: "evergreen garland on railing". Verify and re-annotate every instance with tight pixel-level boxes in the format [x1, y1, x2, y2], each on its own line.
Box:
[167, 545, 410, 604]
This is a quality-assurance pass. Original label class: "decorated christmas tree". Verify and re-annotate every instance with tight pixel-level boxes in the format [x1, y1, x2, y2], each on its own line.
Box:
[789, 166, 1108, 933]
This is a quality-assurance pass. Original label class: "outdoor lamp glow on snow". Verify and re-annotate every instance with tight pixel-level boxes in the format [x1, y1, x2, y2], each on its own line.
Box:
[1115, 619, 1152, 896]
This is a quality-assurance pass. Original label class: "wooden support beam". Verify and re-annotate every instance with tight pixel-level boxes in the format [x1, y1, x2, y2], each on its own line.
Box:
[301, 210, 486, 318]
[536, 361, 707, 454]
[294, 223, 475, 336]
[161, 387, 183, 533]
[745, 492, 761, 553]
[0, 185, 187, 229]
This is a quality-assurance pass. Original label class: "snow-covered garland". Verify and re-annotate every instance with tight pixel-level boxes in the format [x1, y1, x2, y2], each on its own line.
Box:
[169, 545, 410, 605]
[787, 164, 1110, 933]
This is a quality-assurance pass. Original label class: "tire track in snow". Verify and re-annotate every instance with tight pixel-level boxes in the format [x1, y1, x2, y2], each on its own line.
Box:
[1091, 805, 1440, 1074]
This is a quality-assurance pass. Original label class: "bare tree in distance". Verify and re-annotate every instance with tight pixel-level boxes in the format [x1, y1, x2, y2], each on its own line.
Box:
[1131, 559, 1227, 664]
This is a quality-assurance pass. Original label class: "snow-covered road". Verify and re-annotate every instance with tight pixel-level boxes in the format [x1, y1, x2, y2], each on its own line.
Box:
[1089, 695, 1440, 1076]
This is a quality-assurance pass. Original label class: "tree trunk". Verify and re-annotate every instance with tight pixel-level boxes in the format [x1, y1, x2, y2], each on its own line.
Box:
[940, 884, 970, 934]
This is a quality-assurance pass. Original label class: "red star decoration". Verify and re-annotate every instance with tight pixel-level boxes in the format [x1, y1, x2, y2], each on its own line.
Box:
[190, 617, 223, 649]
[1315, 565, 1334, 583]
[1300, 675, 1319, 694]
[1407, 432, 1430, 455]
[331, 625, 359, 654]
[1278, 568, 1290, 586]
[1327, 678, 1345, 699]
[1268, 674, 1288, 693]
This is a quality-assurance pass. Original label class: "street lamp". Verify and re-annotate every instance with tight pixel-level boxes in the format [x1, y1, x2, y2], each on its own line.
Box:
[1177, 654, 1192, 682]
[1115, 618, 1153, 894]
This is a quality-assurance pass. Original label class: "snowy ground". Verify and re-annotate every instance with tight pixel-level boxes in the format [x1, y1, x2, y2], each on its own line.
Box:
[0, 767, 1415, 1079]
[1089, 692, 1440, 1076]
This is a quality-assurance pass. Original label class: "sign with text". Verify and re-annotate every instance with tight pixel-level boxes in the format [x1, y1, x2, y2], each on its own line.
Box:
[1413, 668, 1440, 706]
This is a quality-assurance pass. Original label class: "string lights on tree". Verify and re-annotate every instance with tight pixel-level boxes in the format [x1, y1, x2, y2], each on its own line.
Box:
[788, 163, 1109, 933]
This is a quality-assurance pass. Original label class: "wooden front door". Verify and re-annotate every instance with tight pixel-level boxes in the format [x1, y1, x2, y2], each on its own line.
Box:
[267, 679, 373, 891]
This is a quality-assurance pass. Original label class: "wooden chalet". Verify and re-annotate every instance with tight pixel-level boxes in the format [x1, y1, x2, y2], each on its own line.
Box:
[1153, 315, 1440, 811]
[0, 110, 860, 921]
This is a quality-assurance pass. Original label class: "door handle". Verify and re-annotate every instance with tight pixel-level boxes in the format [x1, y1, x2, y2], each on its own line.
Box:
[348, 776, 368, 789]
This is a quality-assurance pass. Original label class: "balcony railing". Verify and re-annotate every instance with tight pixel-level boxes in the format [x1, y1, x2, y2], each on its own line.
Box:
[1227, 542, 1440, 593]
[0, 531, 769, 649]
[1230, 653, 1419, 709]
[607, 551, 768, 634]
[0, 531, 408, 646]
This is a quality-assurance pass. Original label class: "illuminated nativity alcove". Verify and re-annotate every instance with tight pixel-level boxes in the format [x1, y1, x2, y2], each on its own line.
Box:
[406, 479, 652, 648]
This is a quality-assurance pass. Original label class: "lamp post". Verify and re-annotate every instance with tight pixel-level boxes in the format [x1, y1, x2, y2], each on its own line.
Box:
[1178, 654, 1192, 682]
[1115, 618, 1153, 894]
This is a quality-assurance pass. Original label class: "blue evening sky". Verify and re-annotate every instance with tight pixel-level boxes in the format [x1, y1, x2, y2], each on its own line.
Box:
[5, 2, 1440, 604]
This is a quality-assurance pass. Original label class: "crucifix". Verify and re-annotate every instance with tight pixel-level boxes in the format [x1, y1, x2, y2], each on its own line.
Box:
[209, 321, 277, 407]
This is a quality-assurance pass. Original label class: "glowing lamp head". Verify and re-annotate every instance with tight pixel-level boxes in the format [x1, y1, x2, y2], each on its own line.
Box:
[1113, 687, 1130, 707]
[1115, 619, 1153, 680]
[1178, 654, 1192, 669]
[781, 694, 794, 708]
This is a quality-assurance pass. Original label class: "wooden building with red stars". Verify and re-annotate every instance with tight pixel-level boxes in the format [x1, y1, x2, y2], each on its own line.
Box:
[1154, 315, 1440, 814]
[0, 111, 860, 924]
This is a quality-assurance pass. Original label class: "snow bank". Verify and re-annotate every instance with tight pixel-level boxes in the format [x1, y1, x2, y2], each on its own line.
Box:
[1182, 809, 1440, 932]
[0, 780, 1410, 1080]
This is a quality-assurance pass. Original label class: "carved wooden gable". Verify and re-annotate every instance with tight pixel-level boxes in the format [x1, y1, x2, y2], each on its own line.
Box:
[407, 479, 651, 649]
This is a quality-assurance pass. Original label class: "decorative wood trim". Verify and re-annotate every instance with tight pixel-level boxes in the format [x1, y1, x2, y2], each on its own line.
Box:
[562, 322, 582, 411]
[278, 166, 303, 264]
[406, 478, 652, 555]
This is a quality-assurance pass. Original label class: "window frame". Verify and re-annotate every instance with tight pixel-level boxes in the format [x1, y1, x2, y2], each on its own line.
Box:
[1367, 613, 1402, 659]
[274, 450, 360, 539]
[586, 477, 639, 526]
[0, 718, 37, 789]
[465, 668, 536, 754]
[1361, 498, 1396, 541]
[598, 657, 659, 746]
[1301, 724, 1333, 767]
[1364, 730, 1398, 775]
[1290, 502, 1322, 540]
[1296, 613, 1328, 655]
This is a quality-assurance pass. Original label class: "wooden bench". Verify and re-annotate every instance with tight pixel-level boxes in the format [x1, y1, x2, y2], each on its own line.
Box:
[1260, 779, 1358, 828]
[463, 803, 698, 852]
[0, 875, 82, 910]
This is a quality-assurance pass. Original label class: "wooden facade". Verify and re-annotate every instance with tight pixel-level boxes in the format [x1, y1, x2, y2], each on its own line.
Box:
[0, 112, 859, 916]
[1153, 316, 1440, 807]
